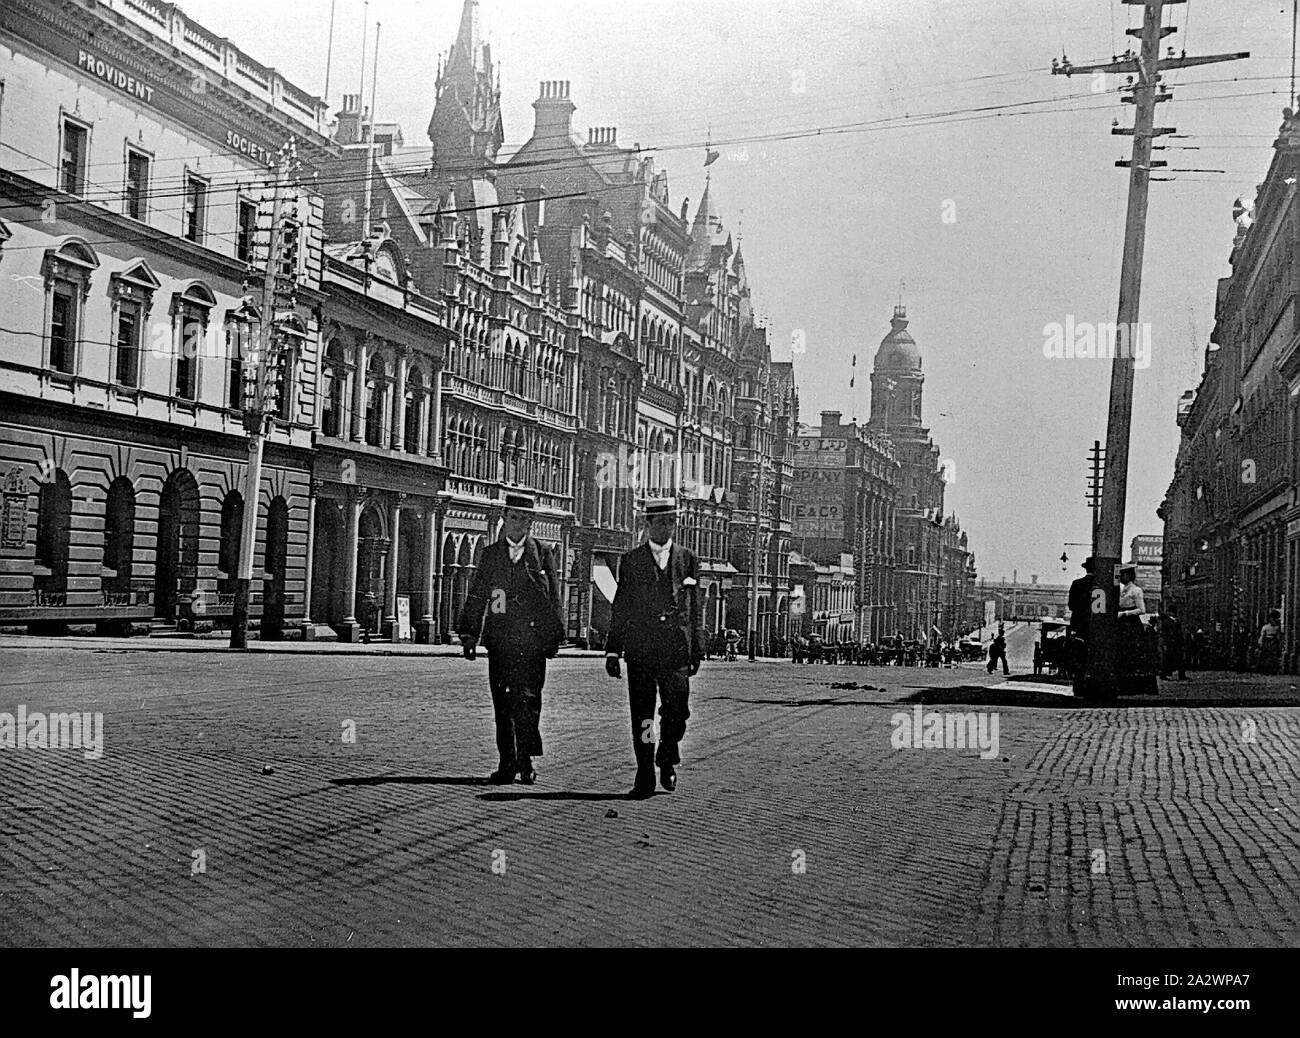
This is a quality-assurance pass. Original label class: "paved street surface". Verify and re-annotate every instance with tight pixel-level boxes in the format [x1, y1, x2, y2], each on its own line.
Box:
[1, 637, 1297, 947]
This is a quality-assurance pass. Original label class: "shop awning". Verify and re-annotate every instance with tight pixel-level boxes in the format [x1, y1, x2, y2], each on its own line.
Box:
[592, 561, 618, 603]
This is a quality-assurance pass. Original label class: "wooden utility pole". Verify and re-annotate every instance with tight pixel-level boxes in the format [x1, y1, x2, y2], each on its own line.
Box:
[231, 141, 299, 650]
[1051, 0, 1246, 697]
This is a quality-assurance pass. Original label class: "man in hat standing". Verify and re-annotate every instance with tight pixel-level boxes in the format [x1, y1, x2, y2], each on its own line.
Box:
[605, 498, 706, 798]
[457, 494, 566, 784]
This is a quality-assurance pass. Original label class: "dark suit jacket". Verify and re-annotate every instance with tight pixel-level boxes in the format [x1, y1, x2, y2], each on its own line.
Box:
[456, 537, 565, 657]
[1069, 575, 1093, 636]
[605, 542, 705, 668]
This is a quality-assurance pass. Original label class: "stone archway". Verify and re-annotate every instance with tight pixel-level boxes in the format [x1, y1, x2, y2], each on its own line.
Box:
[311, 500, 346, 626]
[261, 496, 290, 639]
[154, 468, 200, 622]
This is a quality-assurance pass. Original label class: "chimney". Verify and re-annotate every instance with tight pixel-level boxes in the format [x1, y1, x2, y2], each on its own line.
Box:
[334, 93, 364, 145]
[533, 79, 576, 141]
[821, 410, 842, 436]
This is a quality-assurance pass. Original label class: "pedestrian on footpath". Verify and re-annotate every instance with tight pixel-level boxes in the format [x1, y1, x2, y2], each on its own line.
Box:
[987, 626, 1009, 675]
[1158, 609, 1187, 680]
[456, 494, 566, 785]
[1257, 609, 1282, 675]
[604, 498, 705, 799]
[358, 592, 379, 644]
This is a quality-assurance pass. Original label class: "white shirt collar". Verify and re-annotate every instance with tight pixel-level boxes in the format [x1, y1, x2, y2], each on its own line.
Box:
[648, 539, 673, 553]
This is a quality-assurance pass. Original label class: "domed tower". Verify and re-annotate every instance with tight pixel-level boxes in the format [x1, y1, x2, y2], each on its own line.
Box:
[868, 304, 924, 432]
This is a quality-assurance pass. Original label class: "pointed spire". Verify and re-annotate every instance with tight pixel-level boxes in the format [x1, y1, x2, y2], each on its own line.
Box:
[450, 0, 484, 74]
[687, 180, 718, 269]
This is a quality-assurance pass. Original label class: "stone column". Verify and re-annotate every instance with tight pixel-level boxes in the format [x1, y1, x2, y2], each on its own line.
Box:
[391, 345, 410, 452]
[416, 384, 431, 461]
[418, 507, 438, 644]
[339, 494, 363, 641]
[428, 364, 444, 462]
[385, 496, 403, 638]
[350, 334, 369, 442]
[299, 481, 319, 635]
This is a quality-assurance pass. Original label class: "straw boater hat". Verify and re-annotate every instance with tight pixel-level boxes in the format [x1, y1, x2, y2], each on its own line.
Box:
[643, 497, 677, 517]
[503, 493, 536, 512]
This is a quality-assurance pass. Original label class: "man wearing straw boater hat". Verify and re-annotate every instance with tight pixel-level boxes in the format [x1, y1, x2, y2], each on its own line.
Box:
[605, 497, 706, 798]
[457, 493, 566, 785]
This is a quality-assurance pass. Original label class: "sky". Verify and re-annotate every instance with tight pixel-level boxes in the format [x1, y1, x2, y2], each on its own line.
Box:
[177, 0, 1296, 584]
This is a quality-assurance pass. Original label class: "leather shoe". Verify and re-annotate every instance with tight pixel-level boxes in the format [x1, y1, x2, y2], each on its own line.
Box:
[488, 767, 515, 785]
[659, 765, 676, 792]
[518, 759, 536, 785]
[629, 773, 655, 799]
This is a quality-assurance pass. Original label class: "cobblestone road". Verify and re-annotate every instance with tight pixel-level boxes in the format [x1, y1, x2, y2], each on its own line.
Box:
[0, 641, 1296, 947]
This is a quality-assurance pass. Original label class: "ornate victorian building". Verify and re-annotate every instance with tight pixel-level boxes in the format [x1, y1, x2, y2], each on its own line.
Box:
[0, 0, 330, 636]
[866, 306, 974, 642]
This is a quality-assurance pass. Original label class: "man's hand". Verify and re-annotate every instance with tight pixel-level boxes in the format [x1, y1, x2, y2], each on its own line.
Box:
[687, 657, 701, 677]
[460, 636, 478, 661]
[605, 654, 621, 679]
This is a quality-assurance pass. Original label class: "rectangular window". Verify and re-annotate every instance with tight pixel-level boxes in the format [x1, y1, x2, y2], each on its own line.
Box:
[60, 119, 88, 196]
[175, 305, 203, 400]
[125, 150, 150, 221]
[114, 302, 141, 387]
[49, 284, 77, 374]
[236, 199, 258, 263]
[227, 320, 249, 410]
[183, 175, 208, 243]
[277, 219, 299, 280]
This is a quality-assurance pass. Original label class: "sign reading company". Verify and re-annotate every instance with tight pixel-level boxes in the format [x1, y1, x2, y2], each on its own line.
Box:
[76, 48, 155, 102]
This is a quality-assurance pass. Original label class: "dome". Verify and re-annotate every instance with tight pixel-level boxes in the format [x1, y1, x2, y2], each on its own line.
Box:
[875, 305, 921, 371]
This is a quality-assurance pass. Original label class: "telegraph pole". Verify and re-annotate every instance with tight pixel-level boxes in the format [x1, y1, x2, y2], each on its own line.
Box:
[748, 419, 763, 661]
[230, 140, 299, 650]
[1051, 0, 1246, 697]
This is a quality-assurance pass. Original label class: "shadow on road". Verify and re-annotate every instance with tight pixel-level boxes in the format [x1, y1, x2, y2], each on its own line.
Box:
[330, 775, 492, 787]
[896, 684, 1300, 709]
[712, 696, 898, 707]
[477, 791, 635, 802]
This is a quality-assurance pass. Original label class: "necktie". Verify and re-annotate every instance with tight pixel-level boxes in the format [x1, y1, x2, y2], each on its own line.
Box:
[508, 540, 524, 564]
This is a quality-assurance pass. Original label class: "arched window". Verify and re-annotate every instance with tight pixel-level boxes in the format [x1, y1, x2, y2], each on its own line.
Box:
[405, 365, 425, 454]
[274, 314, 308, 422]
[219, 491, 245, 579]
[102, 477, 135, 599]
[110, 260, 160, 390]
[43, 239, 100, 376]
[225, 299, 259, 411]
[172, 281, 216, 401]
[34, 469, 72, 604]
[322, 338, 346, 437]
[365, 353, 387, 447]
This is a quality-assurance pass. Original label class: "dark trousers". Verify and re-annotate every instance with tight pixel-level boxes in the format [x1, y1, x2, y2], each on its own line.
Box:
[627, 662, 691, 773]
[488, 652, 546, 768]
[987, 652, 1008, 675]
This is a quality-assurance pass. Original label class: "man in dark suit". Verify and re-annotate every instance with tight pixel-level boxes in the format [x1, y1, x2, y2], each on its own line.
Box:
[457, 494, 565, 785]
[604, 498, 706, 798]
[1068, 557, 1095, 644]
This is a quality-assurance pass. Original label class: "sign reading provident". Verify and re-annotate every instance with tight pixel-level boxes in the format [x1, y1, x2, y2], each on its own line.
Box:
[77, 48, 154, 102]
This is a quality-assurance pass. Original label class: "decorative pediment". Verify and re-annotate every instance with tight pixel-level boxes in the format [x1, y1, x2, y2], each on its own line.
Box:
[42, 236, 99, 288]
[276, 312, 309, 340]
[110, 259, 162, 302]
[174, 279, 218, 310]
